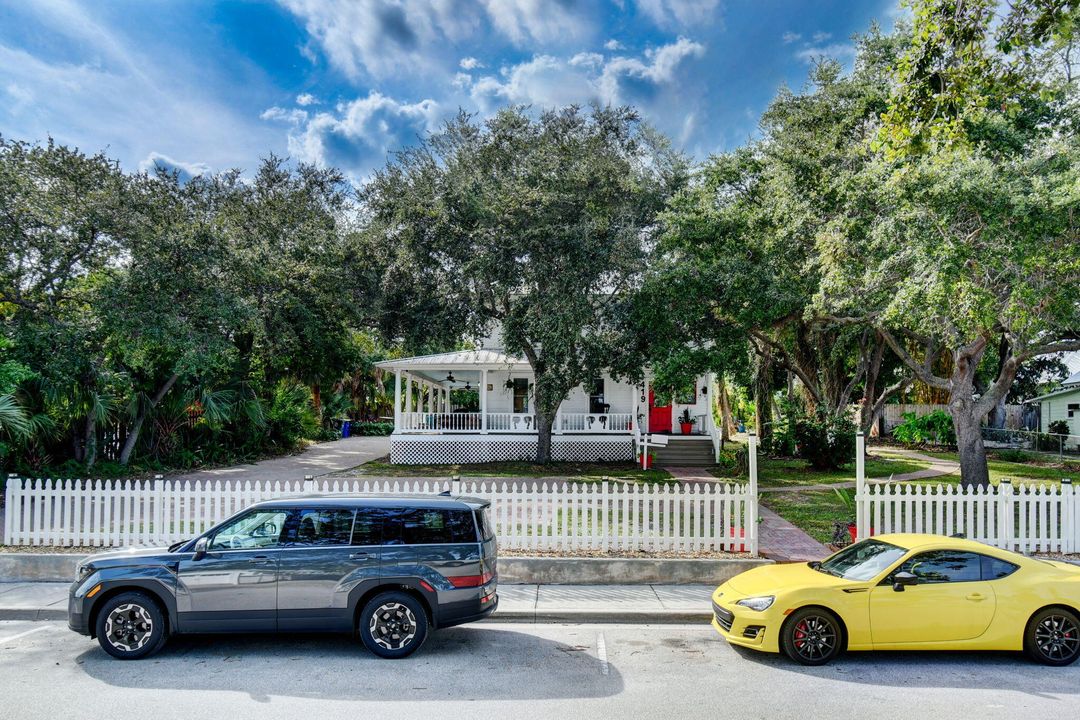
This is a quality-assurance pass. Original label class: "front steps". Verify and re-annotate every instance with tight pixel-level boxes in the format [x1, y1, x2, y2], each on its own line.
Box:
[651, 436, 715, 467]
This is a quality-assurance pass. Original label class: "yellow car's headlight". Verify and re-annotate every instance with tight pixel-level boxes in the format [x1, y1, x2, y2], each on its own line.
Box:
[735, 595, 775, 612]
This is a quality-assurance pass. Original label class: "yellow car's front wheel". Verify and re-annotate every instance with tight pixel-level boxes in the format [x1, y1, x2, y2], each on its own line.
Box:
[780, 607, 843, 666]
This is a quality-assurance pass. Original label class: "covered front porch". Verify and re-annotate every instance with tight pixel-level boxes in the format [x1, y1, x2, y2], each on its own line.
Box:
[375, 350, 718, 465]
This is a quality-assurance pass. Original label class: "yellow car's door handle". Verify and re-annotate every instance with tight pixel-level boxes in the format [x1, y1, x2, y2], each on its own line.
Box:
[966, 593, 987, 602]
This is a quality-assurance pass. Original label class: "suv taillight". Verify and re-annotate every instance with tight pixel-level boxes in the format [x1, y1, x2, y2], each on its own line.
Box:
[447, 571, 494, 588]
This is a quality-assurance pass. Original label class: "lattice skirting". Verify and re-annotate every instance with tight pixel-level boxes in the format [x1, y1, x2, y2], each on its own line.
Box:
[390, 435, 634, 464]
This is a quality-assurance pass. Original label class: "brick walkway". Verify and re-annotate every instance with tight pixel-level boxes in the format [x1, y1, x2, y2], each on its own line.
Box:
[662, 466, 720, 484]
[757, 505, 830, 562]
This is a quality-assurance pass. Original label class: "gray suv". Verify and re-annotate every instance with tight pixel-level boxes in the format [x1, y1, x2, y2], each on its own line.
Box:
[67, 494, 498, 660]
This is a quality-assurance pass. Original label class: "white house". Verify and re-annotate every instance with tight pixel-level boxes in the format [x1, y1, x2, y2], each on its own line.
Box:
[1030, 371, 1080, 437]
[375, 343, 718, 466]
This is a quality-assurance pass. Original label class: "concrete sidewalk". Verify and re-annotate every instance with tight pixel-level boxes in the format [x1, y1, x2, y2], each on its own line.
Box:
[0, 582, 715, 623]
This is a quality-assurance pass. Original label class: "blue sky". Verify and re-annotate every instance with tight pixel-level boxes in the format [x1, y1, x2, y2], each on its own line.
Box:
[0, 0, 905, 180]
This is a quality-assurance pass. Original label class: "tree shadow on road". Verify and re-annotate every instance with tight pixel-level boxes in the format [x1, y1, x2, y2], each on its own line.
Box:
[76, 625, 622, 702]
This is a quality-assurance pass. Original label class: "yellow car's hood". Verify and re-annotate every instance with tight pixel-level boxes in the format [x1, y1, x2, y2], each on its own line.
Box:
[723, 562, 854, 597]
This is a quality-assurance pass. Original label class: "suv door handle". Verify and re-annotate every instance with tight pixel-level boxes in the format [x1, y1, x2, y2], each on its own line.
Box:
[249, 556, 271, 565]
[348, 552, 370, 561]
[966, 593, 987, 602]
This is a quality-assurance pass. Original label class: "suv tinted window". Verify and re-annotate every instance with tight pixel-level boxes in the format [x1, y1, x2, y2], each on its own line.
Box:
[288, 509, 355, 546]
[352, 507, 384, 546]
[475, 507, 494, 541]
[210, 509, 290, 551]
[382, 508, 477, 545]
[981, 555, 1019, 580]
[897, 550, 982, 583]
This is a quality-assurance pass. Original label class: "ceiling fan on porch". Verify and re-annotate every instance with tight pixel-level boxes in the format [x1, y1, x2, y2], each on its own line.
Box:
[445, 372, 456, 383]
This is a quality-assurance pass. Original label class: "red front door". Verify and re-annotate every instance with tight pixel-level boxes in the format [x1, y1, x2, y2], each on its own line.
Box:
[648, 389, 671, 433]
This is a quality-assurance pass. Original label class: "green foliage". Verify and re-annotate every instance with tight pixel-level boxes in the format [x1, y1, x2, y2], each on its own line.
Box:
[993, 449, 1037, 464]
[350, 421, 393, 436]
[892, 410, 956, 446]
[793, 410, 857, 471]
[266, 381, 319, 450]
[1048, 420, 1071, 435]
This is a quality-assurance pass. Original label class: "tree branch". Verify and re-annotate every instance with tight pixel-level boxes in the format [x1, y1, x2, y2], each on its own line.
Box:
[876, 325, 951, 390]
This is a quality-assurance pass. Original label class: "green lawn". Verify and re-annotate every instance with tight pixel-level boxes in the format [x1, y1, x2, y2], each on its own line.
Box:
[762, 491, 850, 545]
[710, 454, 929, 488]
[349, 457, 675, 484]
[901, 449, 1078, 487]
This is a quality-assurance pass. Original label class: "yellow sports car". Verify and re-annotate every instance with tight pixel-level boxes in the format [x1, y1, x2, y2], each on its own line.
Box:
[712, 533, 1080, 666]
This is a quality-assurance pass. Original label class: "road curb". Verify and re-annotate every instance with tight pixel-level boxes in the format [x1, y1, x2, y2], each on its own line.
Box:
[0, 608, 68, 621]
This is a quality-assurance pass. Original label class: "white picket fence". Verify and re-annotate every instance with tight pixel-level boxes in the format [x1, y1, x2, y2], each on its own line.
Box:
[853, 434, 1080, 554]
[2, 476, 757, 554]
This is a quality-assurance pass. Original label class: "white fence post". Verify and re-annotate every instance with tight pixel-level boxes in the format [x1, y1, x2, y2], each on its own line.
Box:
[748, 431, 758, 557]
[998, 479, 1013, 551]
[1063, 479, 1075, 554]
[855, 432, 866, 540]
[3, 476, 16, 545]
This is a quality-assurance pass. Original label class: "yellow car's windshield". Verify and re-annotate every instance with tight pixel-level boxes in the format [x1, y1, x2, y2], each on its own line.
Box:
[818, 539, 906, 581]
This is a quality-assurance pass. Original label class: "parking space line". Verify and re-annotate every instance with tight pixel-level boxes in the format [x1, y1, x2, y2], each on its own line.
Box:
[0, 626, 52, 644]
[596, 632, 609, 676]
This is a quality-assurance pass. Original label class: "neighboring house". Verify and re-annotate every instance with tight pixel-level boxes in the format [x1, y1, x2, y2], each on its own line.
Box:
[375, 335, 718, 465]
[1028, 371, 1080, 436]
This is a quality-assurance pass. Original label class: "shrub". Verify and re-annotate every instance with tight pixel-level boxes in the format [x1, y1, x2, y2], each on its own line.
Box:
[794, 410, 857, 470]
[993, 449, 1037, 463]
[891, 410, 956, 446]
[266, 381, 319, 449]
[350, 421, 393, 436]
[1048, 420, 1071, 436]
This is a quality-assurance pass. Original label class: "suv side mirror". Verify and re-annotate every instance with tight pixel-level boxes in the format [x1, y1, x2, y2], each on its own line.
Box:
[192, 537, 209, 561]
[892, 571, 918, 592]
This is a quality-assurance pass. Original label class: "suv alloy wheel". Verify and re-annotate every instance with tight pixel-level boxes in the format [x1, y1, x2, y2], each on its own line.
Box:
[359, 591, 429, 659]
[94, 591, 168, 660]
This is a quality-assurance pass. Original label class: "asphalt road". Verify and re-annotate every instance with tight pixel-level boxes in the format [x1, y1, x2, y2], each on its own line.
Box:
[1, 620, 1077, 720]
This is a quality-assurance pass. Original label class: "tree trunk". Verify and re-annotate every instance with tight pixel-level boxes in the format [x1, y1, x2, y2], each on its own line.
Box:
[535, 412, 554, 464]
[119, 373, 180, 466]
[84, 413, 98, 468]
[717, 377, 736, 443]
[951, 401, 990, 488]
[753, 356, 773, 445]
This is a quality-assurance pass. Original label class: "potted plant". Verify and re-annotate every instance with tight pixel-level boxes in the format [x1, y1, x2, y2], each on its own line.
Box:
[638, 449, 655, 469]
[678, 408, 696, 435]
[832, 487, 858, 545]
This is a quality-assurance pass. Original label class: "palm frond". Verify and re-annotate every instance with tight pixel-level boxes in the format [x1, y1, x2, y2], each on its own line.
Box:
[0, 394, 31, 438]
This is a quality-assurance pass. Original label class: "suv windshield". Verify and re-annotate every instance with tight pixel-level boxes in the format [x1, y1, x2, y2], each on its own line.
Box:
[817, 539, 906, 581]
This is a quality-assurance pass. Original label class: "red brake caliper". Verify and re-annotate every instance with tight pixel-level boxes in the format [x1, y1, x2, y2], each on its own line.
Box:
[794, 621, 807, 648]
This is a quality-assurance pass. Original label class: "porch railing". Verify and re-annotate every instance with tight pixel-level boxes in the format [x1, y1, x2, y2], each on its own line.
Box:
[401, 412, 482, 432]
[558, 412, 632, 433]
[398, 411, 635, 433]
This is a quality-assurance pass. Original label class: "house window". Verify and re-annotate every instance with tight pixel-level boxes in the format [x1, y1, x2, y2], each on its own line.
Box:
[512, 378, 529, 413]
[589, 378, 608, 414]
[1069, 403, 1079, 418]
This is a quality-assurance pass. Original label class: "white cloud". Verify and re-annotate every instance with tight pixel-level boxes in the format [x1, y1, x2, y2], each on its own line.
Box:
[781, 31, 801, 44]
[636, 0, 722, 29]
[459, 56, 483, 70]
[478, 0, 590, 46]
[295, 92, 318, 106]
[138, 152, 211, 179]
[470, 37, 706, 119]
[277, 0, 484, 79]
[0, 2, 278, 173]
[261, 106, 310, 124]
[811, 31, 832, 43]
[795, 42, 856, 64]
[452, 72, 472, 89]
[282, 91, 441, 173]
[604, 39, 624, 51]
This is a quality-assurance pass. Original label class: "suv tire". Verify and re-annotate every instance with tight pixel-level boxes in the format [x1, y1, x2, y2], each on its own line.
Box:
[95, 591, 168, 660]
[359, 591, 429, 659]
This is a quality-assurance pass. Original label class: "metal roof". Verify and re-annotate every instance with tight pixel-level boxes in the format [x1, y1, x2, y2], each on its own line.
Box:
[1026, 383, 1080, 403]
[375, 349, 528, 370]
[1065, 370, 1080, 386]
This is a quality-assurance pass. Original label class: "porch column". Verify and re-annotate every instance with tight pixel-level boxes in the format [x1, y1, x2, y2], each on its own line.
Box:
[555, 403, 562, 435]
[480, 369, 488, 434]
[394, 370, 402, 431]
[405, 373, 413, 414]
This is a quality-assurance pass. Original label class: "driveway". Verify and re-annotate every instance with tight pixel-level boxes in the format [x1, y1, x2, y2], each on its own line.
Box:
[168, 434, 389, 485]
